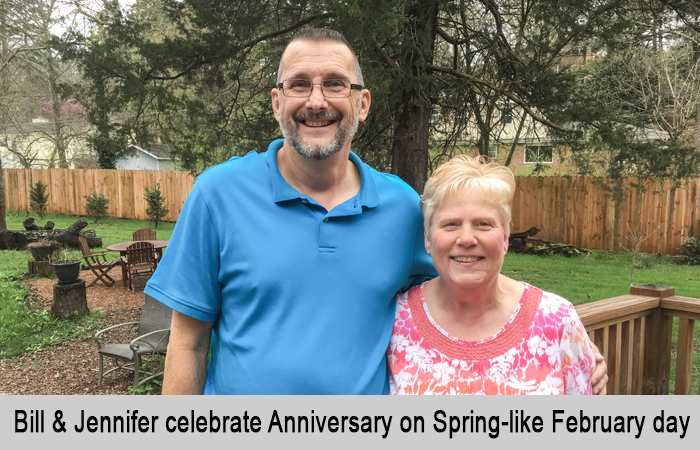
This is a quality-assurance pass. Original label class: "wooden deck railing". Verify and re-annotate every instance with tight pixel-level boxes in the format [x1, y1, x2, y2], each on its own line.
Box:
[576, 284, 700, 395]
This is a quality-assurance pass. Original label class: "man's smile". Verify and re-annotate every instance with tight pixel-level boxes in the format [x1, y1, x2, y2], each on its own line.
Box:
[301, 119, 335, 127]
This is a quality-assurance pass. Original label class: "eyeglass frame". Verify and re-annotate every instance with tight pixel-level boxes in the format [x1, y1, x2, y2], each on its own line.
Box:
[276, 79, 364, 98]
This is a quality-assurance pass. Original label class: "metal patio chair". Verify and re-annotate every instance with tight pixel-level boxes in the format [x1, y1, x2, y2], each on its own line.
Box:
[95, 294, 172, 390]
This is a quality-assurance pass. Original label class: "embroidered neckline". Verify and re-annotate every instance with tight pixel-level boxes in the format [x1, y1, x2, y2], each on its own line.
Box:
[406, 283, 543, 360]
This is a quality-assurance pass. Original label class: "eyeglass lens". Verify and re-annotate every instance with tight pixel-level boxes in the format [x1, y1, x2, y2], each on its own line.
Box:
[282, 79, 351, 97]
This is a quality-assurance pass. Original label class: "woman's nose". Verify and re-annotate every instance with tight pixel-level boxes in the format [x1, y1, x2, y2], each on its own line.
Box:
[457, 228, 477, 246]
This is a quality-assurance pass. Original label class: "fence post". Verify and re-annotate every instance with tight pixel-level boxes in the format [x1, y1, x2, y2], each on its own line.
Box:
[630, 284, 675, 395]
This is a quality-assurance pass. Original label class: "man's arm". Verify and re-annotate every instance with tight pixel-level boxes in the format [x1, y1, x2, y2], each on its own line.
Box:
[162, 311, 214, 395]
[590, 343, 608, 395]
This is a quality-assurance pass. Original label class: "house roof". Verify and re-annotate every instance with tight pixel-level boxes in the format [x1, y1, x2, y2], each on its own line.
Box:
[129, 144, 173, 160]
[1, 119, 90, 136]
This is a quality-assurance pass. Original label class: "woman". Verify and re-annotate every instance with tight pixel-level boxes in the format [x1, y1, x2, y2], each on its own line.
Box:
[387, 155, 596, 395]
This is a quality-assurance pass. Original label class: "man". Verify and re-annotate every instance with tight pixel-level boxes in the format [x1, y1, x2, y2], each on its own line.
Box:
[145, 28, 607, 394]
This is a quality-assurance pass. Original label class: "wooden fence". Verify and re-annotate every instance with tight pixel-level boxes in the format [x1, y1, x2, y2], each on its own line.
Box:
[3, 168, 195, 222]
[511, 177, 699, 255]
[3, 169, 700, 254]
[576, 284, 700, 395]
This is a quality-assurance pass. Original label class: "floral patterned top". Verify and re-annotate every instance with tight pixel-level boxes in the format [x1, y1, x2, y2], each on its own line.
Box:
[387, 282, 595, 395]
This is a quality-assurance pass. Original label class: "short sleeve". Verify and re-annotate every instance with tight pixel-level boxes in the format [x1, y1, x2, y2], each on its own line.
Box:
[401, 211, 437, 292]
[559, 303, 596, 395]
[144, 180, 222, 322]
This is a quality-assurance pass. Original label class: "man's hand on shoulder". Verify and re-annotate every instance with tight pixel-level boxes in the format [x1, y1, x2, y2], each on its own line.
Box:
[590, 343, 608, 395]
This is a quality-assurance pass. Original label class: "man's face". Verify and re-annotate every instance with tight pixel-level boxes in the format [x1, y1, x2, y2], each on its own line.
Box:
[272, 40, 370, 160]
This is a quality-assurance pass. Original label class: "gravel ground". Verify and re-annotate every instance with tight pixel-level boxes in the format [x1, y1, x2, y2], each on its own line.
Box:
[0, 270, 162, 395]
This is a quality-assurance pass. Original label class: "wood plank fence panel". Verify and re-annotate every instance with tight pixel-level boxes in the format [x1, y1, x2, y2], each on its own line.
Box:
[4, 169, 700, 254]
[3, 168, 197, 221]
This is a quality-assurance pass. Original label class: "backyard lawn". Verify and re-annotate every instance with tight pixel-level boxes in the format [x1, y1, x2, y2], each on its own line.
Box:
[1, 210, 699, 393]
[0, 211, 175, 359]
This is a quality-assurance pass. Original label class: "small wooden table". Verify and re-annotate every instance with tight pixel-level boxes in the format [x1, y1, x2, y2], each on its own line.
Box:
[107, 240, 169, 287]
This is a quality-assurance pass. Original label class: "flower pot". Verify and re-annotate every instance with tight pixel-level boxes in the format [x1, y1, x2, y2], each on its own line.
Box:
[27, 242, 54, 261]
[52, 260, 81, 285]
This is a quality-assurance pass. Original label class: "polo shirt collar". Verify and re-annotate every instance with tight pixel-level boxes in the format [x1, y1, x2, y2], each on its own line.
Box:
[267, 139, 379, 209]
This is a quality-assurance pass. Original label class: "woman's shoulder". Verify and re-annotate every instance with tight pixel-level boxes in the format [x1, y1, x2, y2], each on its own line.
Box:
[397, 283, 424, 310]
[526, 286, 587, 333]
[527, 285, 574, 310]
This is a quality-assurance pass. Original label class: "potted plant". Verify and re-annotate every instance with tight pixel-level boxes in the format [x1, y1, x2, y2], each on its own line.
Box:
[51, 248, 81, 285]
[27, 241, 55, 261]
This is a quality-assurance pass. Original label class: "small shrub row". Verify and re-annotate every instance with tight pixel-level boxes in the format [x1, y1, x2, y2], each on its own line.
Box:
[29, 181, 169, 226]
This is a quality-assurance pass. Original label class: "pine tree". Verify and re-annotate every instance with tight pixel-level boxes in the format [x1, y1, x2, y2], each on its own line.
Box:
[29, 181, 50, 219]
[143, 183, 170, 228]
[83, 188, 110, 223]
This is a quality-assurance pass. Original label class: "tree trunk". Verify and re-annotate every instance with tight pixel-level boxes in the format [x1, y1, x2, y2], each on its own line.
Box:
[24, 217, 42, 230]
[54, 219, 102, 248]
[51, 279, 88, 321]
[695, 103, 700, 150]
[390, 0, 439, 192]
[0, 219, 101, 250]
[0, 153, 6, 230]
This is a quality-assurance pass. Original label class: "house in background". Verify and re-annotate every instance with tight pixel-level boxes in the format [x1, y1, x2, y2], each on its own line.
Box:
[116, 144, 177, 170]
[1, 118, 93, 168]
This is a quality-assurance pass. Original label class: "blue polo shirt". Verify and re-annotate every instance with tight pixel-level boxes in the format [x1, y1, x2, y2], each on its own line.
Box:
[145, 139, 436, 394]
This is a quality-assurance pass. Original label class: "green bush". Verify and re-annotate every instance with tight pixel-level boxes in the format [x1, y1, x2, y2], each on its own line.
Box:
[144, 182, 170, 228]
[83, 188, 110, 223]
[29, 181, 49, 218]
[676, 237, 700, 265]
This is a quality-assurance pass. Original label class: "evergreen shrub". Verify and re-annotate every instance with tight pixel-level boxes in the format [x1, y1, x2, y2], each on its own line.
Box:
[29, 181, 49, 218]
[144, 183, 170, 228]
[83, 189, 110, 223]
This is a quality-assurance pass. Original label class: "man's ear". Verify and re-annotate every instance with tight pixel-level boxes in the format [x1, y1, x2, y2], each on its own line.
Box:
[358, 88, 371, 122]
[271, 88, 281, 122]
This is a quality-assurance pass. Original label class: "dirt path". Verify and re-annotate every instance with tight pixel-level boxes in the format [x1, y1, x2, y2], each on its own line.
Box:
[0, 270, 162, 395]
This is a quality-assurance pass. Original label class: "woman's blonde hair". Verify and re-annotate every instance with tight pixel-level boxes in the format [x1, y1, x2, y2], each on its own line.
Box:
[421, 155, 516, 234]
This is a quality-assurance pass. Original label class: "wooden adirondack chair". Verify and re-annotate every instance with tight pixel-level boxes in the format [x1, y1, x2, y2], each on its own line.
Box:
[78, 236, 119, 287]
[120, 241, 158, 291]
[132, 228, 156, 241]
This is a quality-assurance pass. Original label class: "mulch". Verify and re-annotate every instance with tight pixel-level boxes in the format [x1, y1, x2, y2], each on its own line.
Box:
[0, 269, 162, 395]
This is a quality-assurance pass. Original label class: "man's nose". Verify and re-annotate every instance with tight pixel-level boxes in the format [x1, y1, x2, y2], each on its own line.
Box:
[305, 85, 328, 109]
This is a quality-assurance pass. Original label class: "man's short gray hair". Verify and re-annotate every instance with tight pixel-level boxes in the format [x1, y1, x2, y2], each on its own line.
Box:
[277, 28, 364, 86]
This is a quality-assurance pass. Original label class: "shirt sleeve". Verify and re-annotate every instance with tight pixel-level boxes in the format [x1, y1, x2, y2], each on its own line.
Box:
[560, 303, 597, 395]
[401, 213, 438, 292]
[144, 180, 222, 322]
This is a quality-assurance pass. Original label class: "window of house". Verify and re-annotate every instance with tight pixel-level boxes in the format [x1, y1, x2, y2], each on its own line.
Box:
[488, 144, 498, 160]
[456, 109, 469, 124]
[524, 145, 553, 163]
[501, 107, 512, 125]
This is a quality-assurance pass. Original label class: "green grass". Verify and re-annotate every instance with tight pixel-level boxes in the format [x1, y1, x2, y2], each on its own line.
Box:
[501, 251, 700, 305]
[0, 210, 176, 358]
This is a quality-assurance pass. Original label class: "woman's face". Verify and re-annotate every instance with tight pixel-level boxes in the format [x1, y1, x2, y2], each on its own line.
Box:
[425, 193, 509, 292]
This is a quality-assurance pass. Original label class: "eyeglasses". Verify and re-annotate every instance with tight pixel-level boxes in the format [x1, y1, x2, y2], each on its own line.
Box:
[277, 79, 364, 98]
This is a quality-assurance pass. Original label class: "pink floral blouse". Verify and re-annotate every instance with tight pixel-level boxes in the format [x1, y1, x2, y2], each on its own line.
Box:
[387, 283, 595, 395]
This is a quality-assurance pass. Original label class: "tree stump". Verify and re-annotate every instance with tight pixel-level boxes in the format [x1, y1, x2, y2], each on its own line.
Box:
[28, 260, 54, 278]
[51, 280, 89, 320]
[23, 218, 42, 230]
